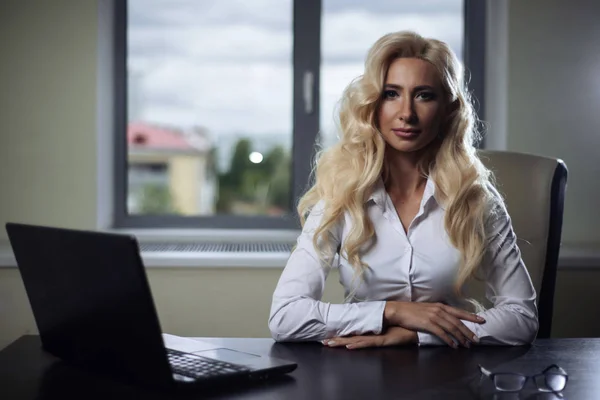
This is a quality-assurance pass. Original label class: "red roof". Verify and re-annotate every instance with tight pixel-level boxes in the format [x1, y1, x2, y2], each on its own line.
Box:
[128, 122, 198, 150]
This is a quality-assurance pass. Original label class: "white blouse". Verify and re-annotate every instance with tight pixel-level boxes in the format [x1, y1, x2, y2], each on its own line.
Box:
[268, 178, 539, 346]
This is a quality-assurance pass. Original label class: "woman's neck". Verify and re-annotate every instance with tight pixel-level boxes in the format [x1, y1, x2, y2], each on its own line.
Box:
[384, 149, 427, 199]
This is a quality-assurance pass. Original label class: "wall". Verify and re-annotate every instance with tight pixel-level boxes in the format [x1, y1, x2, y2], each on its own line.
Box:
[0, 267, 346, 350]
[505, 0, 600, 245]
[0, 0, 98, 240]
[2, 266, 598, 350]
[1, 0, 600, 351]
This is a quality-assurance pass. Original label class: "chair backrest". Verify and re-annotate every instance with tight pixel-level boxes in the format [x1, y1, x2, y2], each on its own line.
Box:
[471, 150, 568, 338]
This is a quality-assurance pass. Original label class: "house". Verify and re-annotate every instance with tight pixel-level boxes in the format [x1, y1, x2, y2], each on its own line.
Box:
[127, 122, 215, 215]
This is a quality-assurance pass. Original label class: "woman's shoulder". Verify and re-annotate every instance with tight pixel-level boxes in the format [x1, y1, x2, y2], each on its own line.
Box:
[485, 180, 504, 204]
[303, 199, 347, 236]
[483, 180, 511, 224]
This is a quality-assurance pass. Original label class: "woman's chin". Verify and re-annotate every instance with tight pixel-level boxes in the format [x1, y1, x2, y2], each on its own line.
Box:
[385, 139, 436, 155]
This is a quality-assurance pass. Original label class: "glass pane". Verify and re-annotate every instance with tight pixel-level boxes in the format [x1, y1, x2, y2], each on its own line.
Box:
[494, 374, 527, 391]
[535, 373, 567, 392]
[320, 0, 464, 149]
[127, 0, 293, 216]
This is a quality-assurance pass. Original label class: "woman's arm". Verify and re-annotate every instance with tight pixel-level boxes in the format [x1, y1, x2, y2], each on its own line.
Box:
[268, 202, 386, 342]
[418, 199, 539, 346]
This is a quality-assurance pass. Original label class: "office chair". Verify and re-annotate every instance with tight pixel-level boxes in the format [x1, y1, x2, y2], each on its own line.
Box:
[471, 150, 568, 339]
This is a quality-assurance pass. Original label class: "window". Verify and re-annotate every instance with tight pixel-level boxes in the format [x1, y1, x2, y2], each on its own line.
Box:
[113, 0, 484, 229]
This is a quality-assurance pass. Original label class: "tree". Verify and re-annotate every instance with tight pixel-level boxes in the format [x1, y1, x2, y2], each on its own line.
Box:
[262, 145, 285, 176]
[206, 146, 219, 180]
[138, 184, 177, 214]
[216, 138, 291, 214]
[224, 138, 252, 189]
[267, 154, 291, 210]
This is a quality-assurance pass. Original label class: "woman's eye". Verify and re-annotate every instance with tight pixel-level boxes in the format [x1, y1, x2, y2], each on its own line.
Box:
[416, 92, 436, 101]
[383, 90, 398, 99]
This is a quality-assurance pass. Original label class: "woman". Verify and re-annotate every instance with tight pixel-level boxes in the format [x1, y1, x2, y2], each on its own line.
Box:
[269, 31, 538, 348]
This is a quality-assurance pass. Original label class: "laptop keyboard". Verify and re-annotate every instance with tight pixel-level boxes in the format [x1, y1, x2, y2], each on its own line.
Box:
[167, 348, 250, 380]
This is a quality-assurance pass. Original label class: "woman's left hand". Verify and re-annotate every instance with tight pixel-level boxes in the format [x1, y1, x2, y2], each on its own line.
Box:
[323, 326, 418, 349]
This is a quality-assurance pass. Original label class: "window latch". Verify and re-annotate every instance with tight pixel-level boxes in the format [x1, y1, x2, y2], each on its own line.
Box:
[303, 70, 314, 115]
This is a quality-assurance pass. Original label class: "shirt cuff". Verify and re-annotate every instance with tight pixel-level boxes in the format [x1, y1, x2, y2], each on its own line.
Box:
[327, 301, 386, 337]
[417, 331, 447, 346]
[417, 320, 484, 346]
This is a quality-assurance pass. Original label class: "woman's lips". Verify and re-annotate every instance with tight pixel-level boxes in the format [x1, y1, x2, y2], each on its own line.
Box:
[392, 128, 421, 139]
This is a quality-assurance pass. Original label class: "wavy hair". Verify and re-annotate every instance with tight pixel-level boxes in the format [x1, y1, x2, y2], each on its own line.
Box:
[297, 31, 497, 300]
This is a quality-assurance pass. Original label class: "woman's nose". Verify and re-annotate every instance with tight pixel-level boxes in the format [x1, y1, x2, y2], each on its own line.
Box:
[398, 97, 416, 123]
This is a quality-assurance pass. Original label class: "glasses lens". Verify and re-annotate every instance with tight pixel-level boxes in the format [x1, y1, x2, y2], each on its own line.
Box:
[543, 373, 567, 391]
[494, 374, 526, 391]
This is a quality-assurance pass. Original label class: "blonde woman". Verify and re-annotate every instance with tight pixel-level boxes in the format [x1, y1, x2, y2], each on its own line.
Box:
[269, 31, 538, 349]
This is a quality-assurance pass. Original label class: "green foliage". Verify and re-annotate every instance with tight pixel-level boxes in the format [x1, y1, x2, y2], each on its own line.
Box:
[138, 184, 177, 214]
[206, 147, 219, 180]
[217, 138, 291, 214]
[268, 155, 291, 209]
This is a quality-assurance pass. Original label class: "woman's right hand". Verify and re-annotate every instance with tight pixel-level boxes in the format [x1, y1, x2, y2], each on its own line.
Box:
[383, 301, 485, 348]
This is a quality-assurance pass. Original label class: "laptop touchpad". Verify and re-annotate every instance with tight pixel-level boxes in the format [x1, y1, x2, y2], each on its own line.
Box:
[195, 348, 260, 365]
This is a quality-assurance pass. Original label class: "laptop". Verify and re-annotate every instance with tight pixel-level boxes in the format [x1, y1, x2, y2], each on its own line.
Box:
[5, 222, 297, 391]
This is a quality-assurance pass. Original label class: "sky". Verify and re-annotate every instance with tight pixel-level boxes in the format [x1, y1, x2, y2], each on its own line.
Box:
[127, 0, 464, 147]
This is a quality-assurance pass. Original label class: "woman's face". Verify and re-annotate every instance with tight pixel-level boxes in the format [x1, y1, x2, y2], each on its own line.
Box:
[377, 57, 446, 154]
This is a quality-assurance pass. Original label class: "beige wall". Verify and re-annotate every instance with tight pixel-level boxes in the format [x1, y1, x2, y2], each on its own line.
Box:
[505, 0, 600, 245]
[2, 266, 599, 350]
[0, 0, 98, 241]
[0, 267, 346, 350]
[1, 0, 600, 351]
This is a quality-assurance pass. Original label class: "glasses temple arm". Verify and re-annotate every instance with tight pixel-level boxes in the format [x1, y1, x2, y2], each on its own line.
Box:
[478, 364, 493, 378]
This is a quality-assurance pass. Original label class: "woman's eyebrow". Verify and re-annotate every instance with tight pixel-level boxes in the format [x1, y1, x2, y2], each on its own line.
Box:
[383, 84, 436, 91]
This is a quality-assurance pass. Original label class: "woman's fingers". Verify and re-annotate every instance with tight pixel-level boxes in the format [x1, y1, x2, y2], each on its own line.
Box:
[322, 337, 346, 347]
[440, 314, 479, 345]
[443, 304, 485, 324]
[346, 339, 376, 349]
[323, 336, 359, 347]
[426, 324, 458, 348]
[434, 315, 474, 347]
[323, 336, 378, 349]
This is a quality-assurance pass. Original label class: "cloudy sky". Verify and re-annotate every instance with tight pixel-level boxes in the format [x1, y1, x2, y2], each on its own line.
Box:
[127, 0, 463, 145]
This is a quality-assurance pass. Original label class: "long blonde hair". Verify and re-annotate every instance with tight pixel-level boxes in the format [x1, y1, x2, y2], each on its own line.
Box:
[297, 31, 496, 298]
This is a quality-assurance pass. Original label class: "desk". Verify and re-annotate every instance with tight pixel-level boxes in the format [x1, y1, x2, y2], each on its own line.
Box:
[1, 336, 599, 399]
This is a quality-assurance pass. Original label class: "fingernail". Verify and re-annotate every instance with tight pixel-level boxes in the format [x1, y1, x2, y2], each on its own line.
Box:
[477, 316, 486, 322]
[346, 344, 353, 349]
[472, 336, 480, 343]
[321, 340, 328, 345]
[328, 341, 336, 346]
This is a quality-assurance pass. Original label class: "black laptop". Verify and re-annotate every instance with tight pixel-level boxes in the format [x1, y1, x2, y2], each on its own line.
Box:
[5, 222, 297, 390]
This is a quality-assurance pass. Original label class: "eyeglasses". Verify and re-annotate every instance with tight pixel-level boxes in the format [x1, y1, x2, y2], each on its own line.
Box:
[478, 364, 568, 393]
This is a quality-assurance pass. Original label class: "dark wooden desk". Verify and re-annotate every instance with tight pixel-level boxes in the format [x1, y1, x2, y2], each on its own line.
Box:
[1, 336, 599, 399]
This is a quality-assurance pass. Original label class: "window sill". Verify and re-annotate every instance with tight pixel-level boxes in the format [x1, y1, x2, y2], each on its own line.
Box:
[105, 228, 301, 243]
[0, 243, 291, 268]
[0, 228, 297, 268]
[0, 233, 599, 270]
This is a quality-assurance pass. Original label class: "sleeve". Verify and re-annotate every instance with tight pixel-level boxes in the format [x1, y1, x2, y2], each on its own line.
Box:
[268, 201, 387, 342]
[418, 193, 539, 346]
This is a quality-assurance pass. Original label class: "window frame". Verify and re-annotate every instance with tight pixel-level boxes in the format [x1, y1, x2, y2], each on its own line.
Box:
[112, 0, 485, 230]
[464, 0, 487, 147]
